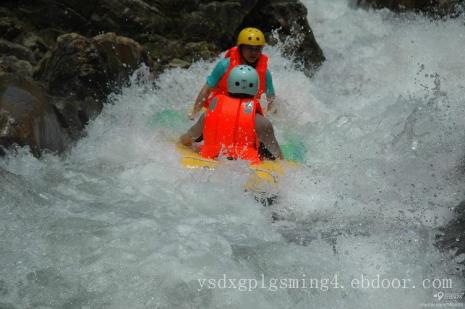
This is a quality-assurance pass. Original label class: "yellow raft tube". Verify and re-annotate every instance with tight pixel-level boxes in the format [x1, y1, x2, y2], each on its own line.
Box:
[176, 143, 299, 196]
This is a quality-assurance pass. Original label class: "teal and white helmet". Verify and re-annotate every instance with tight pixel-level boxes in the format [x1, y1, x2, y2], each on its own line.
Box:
[227, 65, 259, 96]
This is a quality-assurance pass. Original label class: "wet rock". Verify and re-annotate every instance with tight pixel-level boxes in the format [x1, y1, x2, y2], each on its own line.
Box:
[49, 97, 87, 141]
[167, 58, 192, 69]
[0, 17, 25, 41]
[128, 0, 256, 66]
[142, 35, 220, 67]
[178, 1, 258, 43]
[0, 16, 52, 72]
[0, 30, 155, 156]
[1, 0, 90, 34]
[0, 56, 34, 79]
[2, 0, 325, 73]
[184, 41, 220, 61]
[14, 32, 49, 63]
[92, 32, 153, 82]
[34, 32, 153, 132]
[35, 33, 107, 102]
[36, 28, 67, 48]
[241, 0, 325, 75]
[355, 0, 464, 16]
[0, 39, 35, 63]
[0, 75, 68, 156]
[144, 0, 325, 74]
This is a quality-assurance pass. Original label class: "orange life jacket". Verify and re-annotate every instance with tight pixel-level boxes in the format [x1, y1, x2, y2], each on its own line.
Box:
[200, 94, 261, 164]
[205, 46, 268, 108]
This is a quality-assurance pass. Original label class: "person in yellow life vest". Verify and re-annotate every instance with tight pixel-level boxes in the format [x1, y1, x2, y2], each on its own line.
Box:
[180, 65, 283, 161]
[188, 27, 277, 120]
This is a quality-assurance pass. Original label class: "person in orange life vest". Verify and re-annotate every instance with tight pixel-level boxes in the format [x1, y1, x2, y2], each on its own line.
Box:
[180, 65, 283, 161]
[188, 27, 277, 120]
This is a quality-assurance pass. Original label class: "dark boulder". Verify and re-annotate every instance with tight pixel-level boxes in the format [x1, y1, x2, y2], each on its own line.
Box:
[0, 39, 35, 63]
[0, 14, 54, 83]
[0, 32, 153, 156]
[0, 16, 26, 41]
[0, 55, 34, 79]
[241, 0, 325, 75]
[0, 75, 68, 156]
[1, 0, 325, 74]
[34, 32, 153, 140]
[141, 0, 325, 74]
[1, 0, 91, 35]
[14, 32, 49, 63]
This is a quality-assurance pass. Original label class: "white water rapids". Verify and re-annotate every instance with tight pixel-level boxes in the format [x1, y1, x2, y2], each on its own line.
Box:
[1, 0, 465, 308]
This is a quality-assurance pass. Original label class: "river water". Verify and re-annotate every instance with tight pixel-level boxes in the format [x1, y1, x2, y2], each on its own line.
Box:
[1, 0, 465, 308]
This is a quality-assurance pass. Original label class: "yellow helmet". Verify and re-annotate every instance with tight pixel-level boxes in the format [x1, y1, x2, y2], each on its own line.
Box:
[236, 27, 265, 46]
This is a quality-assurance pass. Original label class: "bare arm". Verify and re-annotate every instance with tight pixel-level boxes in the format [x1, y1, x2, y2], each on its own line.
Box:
[188, 83, 213, 120]
[266, 95, 277, 114]
[255, 114, 283, 160]
[180, 114, 205, 147]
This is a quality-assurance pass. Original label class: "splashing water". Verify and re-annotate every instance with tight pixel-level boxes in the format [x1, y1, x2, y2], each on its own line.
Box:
[1, 0, 465, 308]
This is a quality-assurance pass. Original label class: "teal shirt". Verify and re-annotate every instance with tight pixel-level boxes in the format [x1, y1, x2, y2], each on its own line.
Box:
[206, 58, 275, 97]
